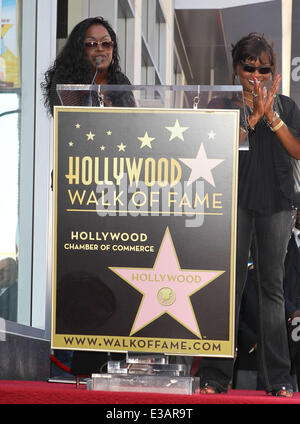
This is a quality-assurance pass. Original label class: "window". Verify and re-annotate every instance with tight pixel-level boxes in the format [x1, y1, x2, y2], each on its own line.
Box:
[154, 0, 166, 76]
[0, 0, 53, 331]
[141, 0, 166, 84]
[117, 0, 135, 82]
[0, 0, 36, 325]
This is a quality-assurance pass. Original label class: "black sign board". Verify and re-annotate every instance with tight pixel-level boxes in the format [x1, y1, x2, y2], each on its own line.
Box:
[52, 107, 239, 358]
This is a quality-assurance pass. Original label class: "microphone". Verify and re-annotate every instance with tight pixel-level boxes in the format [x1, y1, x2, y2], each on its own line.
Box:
[91, 57, 102, 84]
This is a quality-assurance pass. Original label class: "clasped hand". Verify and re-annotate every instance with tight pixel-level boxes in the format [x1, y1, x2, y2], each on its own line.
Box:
[249, 74, 281, 126]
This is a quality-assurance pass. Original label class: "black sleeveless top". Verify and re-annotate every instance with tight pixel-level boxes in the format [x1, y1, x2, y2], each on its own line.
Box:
[209, 94, 300, 214]
[238, 95, 300, 214]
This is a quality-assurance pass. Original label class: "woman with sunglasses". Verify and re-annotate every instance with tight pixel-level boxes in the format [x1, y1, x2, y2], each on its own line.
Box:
[42, 16, 132, 376]
[196, 33, 300, 397]
[42, 16, 134, 115]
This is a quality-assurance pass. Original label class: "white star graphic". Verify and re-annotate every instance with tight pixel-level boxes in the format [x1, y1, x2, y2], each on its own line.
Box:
[86, 131, 95, 141]
[117, 142, 126, 152]
[138, 131, 155, 149]
[165, 120, 189, 141]
[179, 143, 224, 187]
[208, 130, 216, 140]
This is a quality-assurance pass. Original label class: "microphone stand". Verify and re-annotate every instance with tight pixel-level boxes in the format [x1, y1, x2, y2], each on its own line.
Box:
[90, 58, 102, 106]
[91, 58, 102, 84]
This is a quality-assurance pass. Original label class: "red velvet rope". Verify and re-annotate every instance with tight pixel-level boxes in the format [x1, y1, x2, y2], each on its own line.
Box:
[50, 354, 71, 374]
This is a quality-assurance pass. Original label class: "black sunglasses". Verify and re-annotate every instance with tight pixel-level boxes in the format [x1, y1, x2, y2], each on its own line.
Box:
[85, 40, 114, 50]
[241, 62, 272, 75]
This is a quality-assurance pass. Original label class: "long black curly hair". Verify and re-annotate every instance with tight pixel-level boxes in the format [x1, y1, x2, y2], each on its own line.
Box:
[42, 16, 131, 114]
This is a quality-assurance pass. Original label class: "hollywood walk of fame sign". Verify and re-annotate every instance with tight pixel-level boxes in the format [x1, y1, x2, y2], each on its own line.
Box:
[51, 106, 239, 358]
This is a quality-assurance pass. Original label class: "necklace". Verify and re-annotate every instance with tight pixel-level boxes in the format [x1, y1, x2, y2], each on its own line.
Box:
[243, 93, 255, 109]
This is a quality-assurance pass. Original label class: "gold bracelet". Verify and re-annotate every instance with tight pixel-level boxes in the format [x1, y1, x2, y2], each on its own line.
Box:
[272, 119, 285, 132]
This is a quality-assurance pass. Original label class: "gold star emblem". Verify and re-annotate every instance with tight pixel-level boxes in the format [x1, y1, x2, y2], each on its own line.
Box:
[86, 131, 95, 141]
[165, 119, 188, 141]
[68, 141, 74, 147]
[100, 145, 106, 151]
[106, 130, 112, 136]
[117, 142, 126, 152]
[138, 131, 155, 149]
[75, 123, 80, 129]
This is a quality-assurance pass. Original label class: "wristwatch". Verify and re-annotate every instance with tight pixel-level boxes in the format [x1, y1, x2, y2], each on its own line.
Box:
[267, 111, 280, 127]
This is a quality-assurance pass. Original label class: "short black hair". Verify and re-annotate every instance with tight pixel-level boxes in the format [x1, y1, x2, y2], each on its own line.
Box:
[231, 32, 277, 80]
